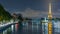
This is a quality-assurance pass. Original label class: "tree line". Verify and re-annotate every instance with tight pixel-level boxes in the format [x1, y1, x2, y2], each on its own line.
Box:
[0, 4, 12, 21]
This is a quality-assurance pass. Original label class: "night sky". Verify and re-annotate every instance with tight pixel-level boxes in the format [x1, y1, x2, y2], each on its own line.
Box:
[0, 0, 60, 18]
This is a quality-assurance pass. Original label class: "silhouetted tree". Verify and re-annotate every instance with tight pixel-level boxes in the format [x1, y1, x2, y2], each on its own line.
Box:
[25, 17, 32, 20]
[18, 14, 23, 21]
[0, 4, 12, 21]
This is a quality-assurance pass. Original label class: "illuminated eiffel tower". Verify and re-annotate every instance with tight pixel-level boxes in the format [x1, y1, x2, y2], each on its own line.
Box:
[48, 3, 52, 20]
[48, 0, 52, 34]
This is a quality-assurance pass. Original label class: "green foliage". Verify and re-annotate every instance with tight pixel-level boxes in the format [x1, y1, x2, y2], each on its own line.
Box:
[0, 4, 12, 21]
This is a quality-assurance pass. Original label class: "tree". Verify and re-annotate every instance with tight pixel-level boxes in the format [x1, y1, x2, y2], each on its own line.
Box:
[0, 4, 12, 21]
[18, 14, 23, 21]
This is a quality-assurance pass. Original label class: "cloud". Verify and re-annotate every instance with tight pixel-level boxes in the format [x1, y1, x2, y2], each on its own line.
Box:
[14, 8, 48, 18]
[14, 8, 60, 18]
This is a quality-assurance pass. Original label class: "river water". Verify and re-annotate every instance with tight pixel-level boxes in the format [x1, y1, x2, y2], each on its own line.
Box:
[0, 20, 42, 34]
[1, 20, 60, 34]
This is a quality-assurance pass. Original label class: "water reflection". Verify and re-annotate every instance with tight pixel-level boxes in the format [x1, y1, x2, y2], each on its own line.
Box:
[11, 25, 15, 34]
[1, 20, 60, 34]
[0, 20, 42, 34]
[13, 20, 41, 34]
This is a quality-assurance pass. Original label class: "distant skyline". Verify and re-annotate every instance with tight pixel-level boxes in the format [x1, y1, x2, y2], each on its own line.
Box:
[0, 0, 60, 18]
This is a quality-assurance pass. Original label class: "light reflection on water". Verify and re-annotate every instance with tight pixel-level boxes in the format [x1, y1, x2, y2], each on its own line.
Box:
[1, 20, 60, 34]
[15, 22, 41, 34]
[1, 20, 42, 34]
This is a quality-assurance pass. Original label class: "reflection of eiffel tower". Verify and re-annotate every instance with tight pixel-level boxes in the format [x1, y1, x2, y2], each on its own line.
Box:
[48, 2, 52, 34]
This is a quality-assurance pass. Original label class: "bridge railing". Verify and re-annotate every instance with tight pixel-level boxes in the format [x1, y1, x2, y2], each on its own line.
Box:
[0, 19, 19, 33]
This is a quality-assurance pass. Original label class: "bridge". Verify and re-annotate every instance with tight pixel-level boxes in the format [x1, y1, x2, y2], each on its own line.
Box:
[0, 21, 18, 32]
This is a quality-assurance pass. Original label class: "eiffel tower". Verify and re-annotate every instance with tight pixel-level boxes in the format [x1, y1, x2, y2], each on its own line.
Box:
[48, 0, 52, 34]
[48, 3, 52, 20]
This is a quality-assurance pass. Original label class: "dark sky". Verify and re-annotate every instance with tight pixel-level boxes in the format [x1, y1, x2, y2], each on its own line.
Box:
[0, 0, 48, 11]
[0, 0, 60, 18]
